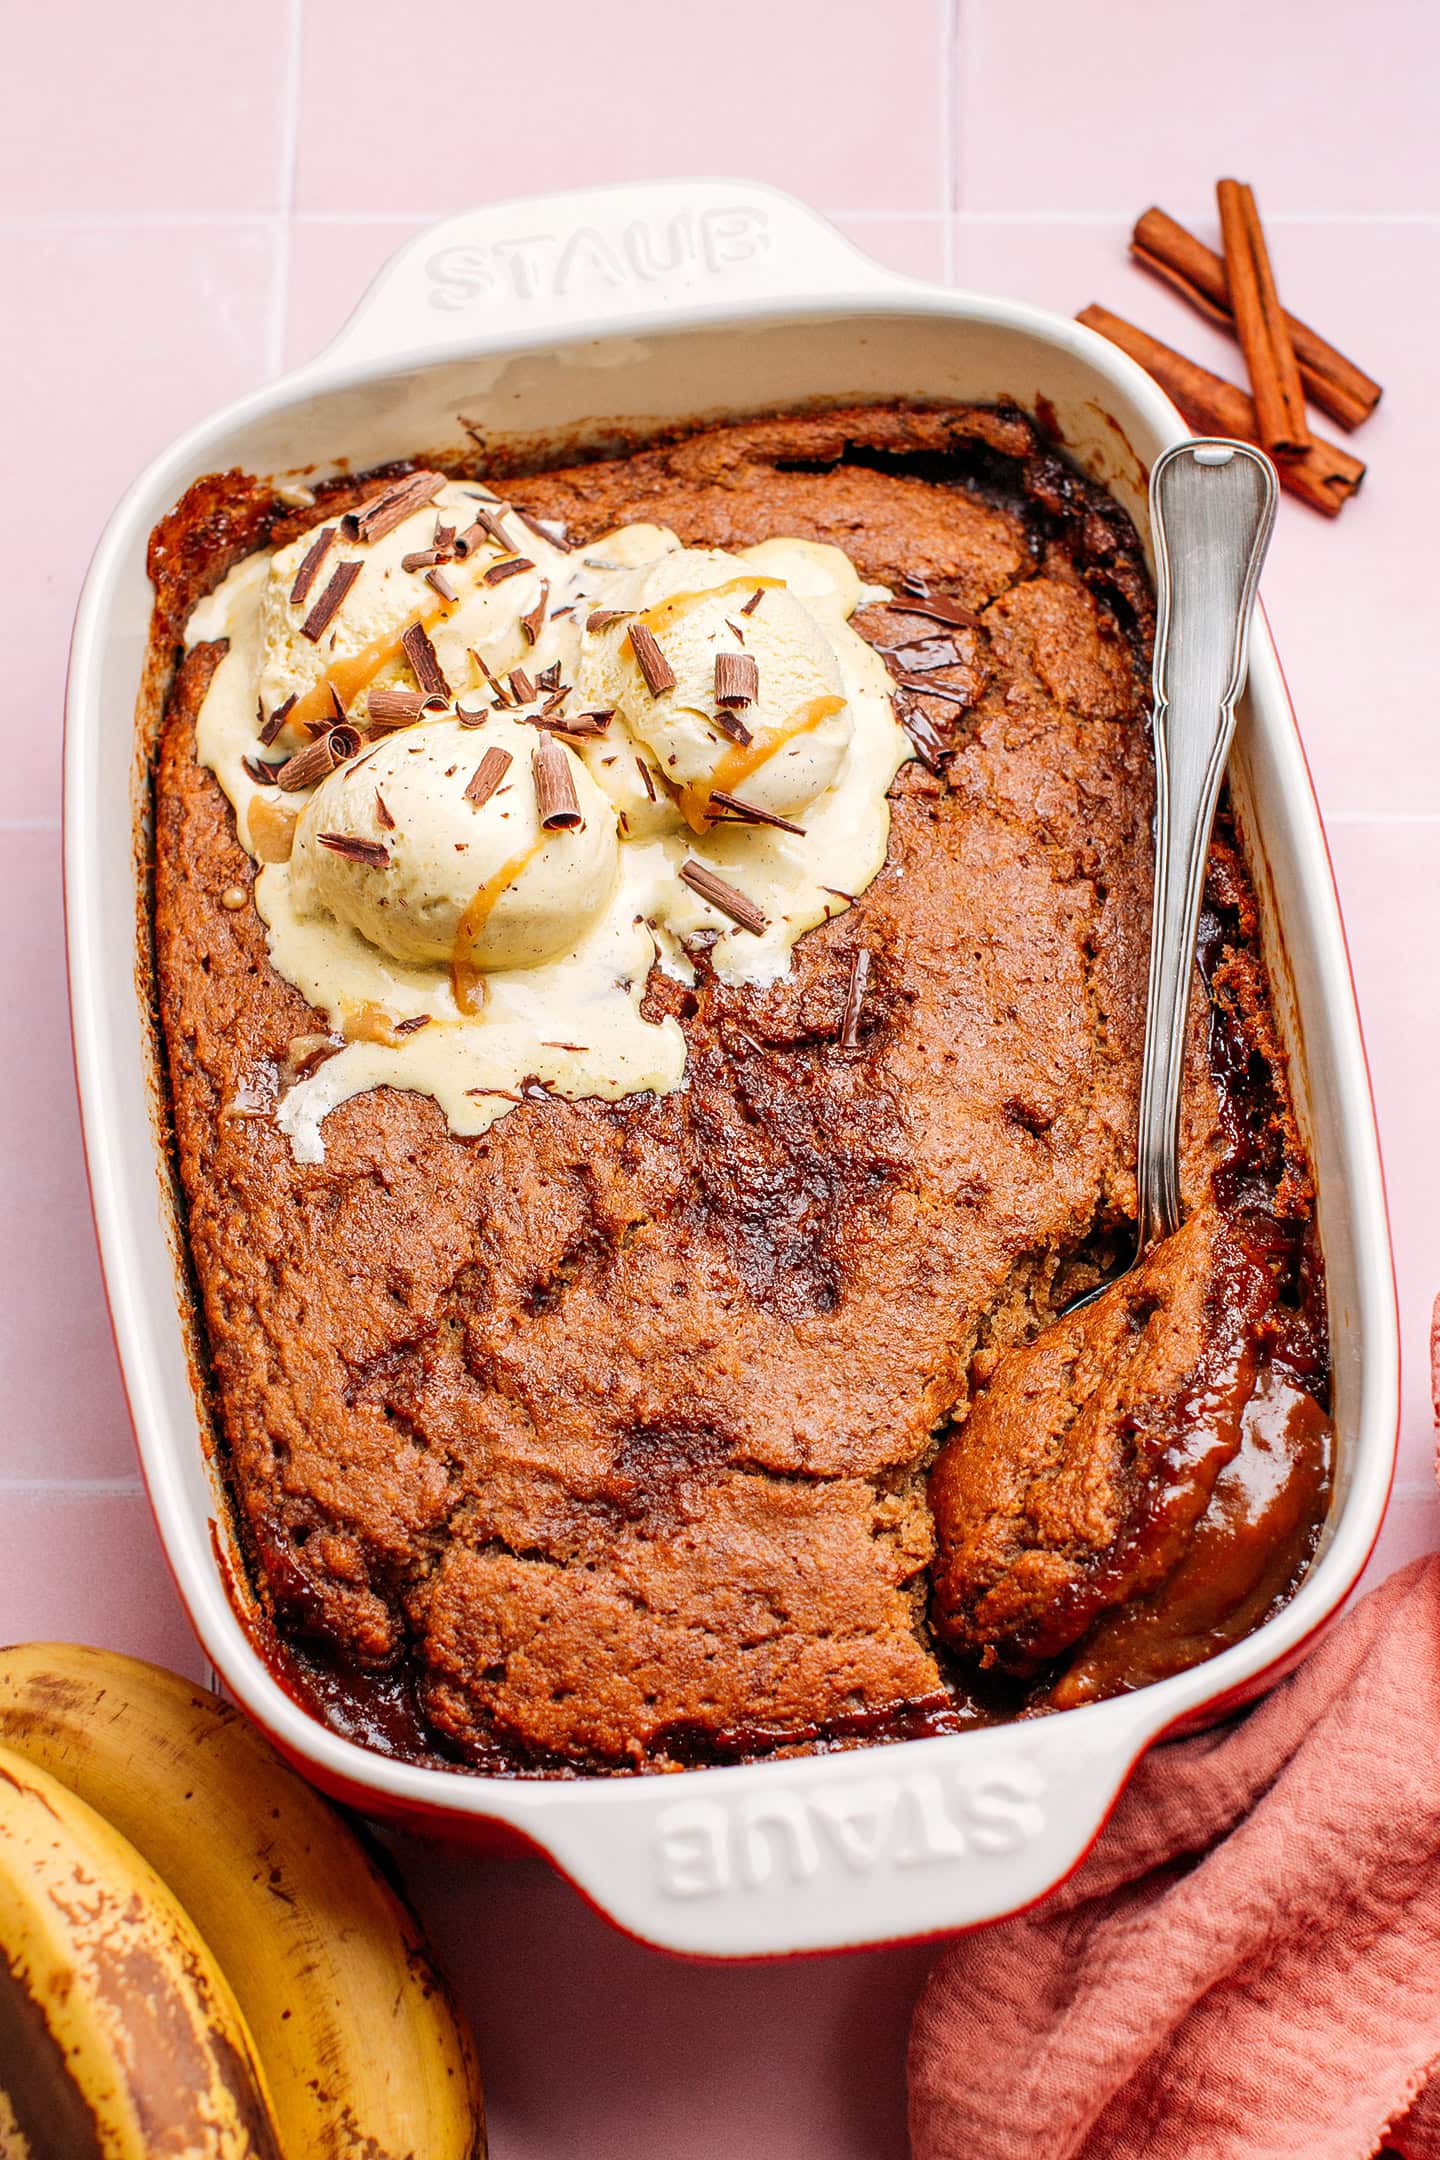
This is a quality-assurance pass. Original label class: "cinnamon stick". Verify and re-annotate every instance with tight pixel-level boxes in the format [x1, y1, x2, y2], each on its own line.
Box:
[1216, 179, 1309, 457]
[1130, 207, 1381, 432]
[1076, 306, 1364, 517]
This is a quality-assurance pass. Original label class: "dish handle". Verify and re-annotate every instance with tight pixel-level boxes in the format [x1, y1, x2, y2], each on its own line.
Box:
[315, 179, 908, 371]
[525, 1694, 1164, 1957]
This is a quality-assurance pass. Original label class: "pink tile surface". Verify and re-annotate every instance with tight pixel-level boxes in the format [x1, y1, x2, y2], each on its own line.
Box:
[3, 8, 1437, 2157]
[1327, 821, 1440, 1509]
[1, 221, 277, 817]
[0, 1491, 203, 1678]
[396, 1853, 929, 2160]
[293, 0, 946, 217]
[0, 834, 134, 1478]
[957, 0, 1440, 214]
[1, 0, 292, 214]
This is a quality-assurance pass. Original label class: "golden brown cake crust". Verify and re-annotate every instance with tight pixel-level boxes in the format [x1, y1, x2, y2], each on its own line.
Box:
[150, 404, 1327, 1771]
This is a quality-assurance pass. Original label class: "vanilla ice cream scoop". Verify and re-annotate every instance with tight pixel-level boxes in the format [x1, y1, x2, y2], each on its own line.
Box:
[258, 483, 568, 740]
[290, 714, 619, 977]
[574, 548, 853, 827]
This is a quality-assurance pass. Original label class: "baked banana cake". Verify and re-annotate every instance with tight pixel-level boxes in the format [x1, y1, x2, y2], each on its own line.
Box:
[149, 403, 1332, 1773]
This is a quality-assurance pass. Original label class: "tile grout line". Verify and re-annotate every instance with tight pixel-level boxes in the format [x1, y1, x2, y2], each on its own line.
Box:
[0, 1480, 144, 1497]
[0, 207, 955, 230]
[1323, 812, 1440, 827]
[939, 0, 957, 281]
[950, 0, 966, 234]
[6, 207, 1440, 231]
[267, 0, 304, 379]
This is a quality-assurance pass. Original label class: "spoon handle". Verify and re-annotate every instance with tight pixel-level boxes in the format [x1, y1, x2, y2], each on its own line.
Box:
[1135, 439, 1278, 1249]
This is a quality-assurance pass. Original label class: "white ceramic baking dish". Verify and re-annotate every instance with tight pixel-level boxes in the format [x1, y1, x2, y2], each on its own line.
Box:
[66, 180, 1398, 1959]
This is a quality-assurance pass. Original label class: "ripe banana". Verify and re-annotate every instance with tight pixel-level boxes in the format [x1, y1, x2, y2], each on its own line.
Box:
[0, 1645, 484, 2160]
[0, 1740, 280, 2158]
[0, 2082, 34, 2159]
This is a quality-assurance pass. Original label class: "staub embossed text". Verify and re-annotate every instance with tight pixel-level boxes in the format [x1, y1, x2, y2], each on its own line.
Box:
[425, 205, 771, 312]
[652, 1765, 1046, 1900]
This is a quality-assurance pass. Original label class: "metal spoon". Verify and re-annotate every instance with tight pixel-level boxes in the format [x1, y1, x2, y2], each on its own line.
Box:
[1065, 437, 1278, 1312]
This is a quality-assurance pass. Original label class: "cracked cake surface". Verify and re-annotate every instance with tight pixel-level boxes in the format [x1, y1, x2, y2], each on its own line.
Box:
[149, 403, 1331, 1772]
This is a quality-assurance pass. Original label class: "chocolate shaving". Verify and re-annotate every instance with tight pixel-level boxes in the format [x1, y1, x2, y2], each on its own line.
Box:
[520, 582, 550, 645]
[366, 686, 428, 728]
[895, 674, 973, 706]
[276, 724, 362, 791]
[483, 556, 534, 586]
[636, 756, 657, 801]
[535, 659, 563, 693]
[341, 469, 446, 544]
[886, 594, 983, 631]
[433, 520, 456, 556]
[242, 755, 285, 786]
[714, 651, 759, 707]
[518, 508, 572, 550]
[401, 620, 450, 698]
[586, 608, 631, 632]
[628, 622, 676, 696]
[726, 619, 746, 644]
[455, 699, 489, 727]
[839, 947, 871, 1050]
[465, 745, 512, 808]
[471, 650, 511, 704]
[318, 831, 391, 868]
[900, 572, 931, 599]
[300, 559, 363, 642]
[328, 682, 350, 725]
[708, 790, 804, 835]
[374, 791, 396, 830]
[401, 547, 441, 572]
[894, 696, 947, 773]
[508, 667, 536, 705]
[541, 1041, 589, 1053]
[822, 886, 856, 903]
[258, 692, 297, 747]
[466, 1085, 523, 1103]
[740, 588, 765, 615]
[289, 525, 336, 607]
[532, 737, 582, 829]
[426, 567, 459, 602]
[880, 637, 968, 675]
[538, 708, 609, 739]
[393, 1014, 431, 1035]
[679, 860, 767, 936]
[453, 504, 516, 557]
[711, 706, 754, 748]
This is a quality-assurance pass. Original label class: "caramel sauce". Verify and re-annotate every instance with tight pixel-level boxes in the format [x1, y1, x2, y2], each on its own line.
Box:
[341, 1000, 405, 1048]
[285, 603, 446, 737]
[635, 574, 783, 636]
[679, 694, 848, 833]
[450, 837, 545, 1014]
[1050, 1364, 1332, 1711]
[248, 796, 300, 863]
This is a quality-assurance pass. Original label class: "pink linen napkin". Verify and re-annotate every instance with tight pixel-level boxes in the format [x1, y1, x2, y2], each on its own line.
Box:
[910, 1554, 1440, 2160]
